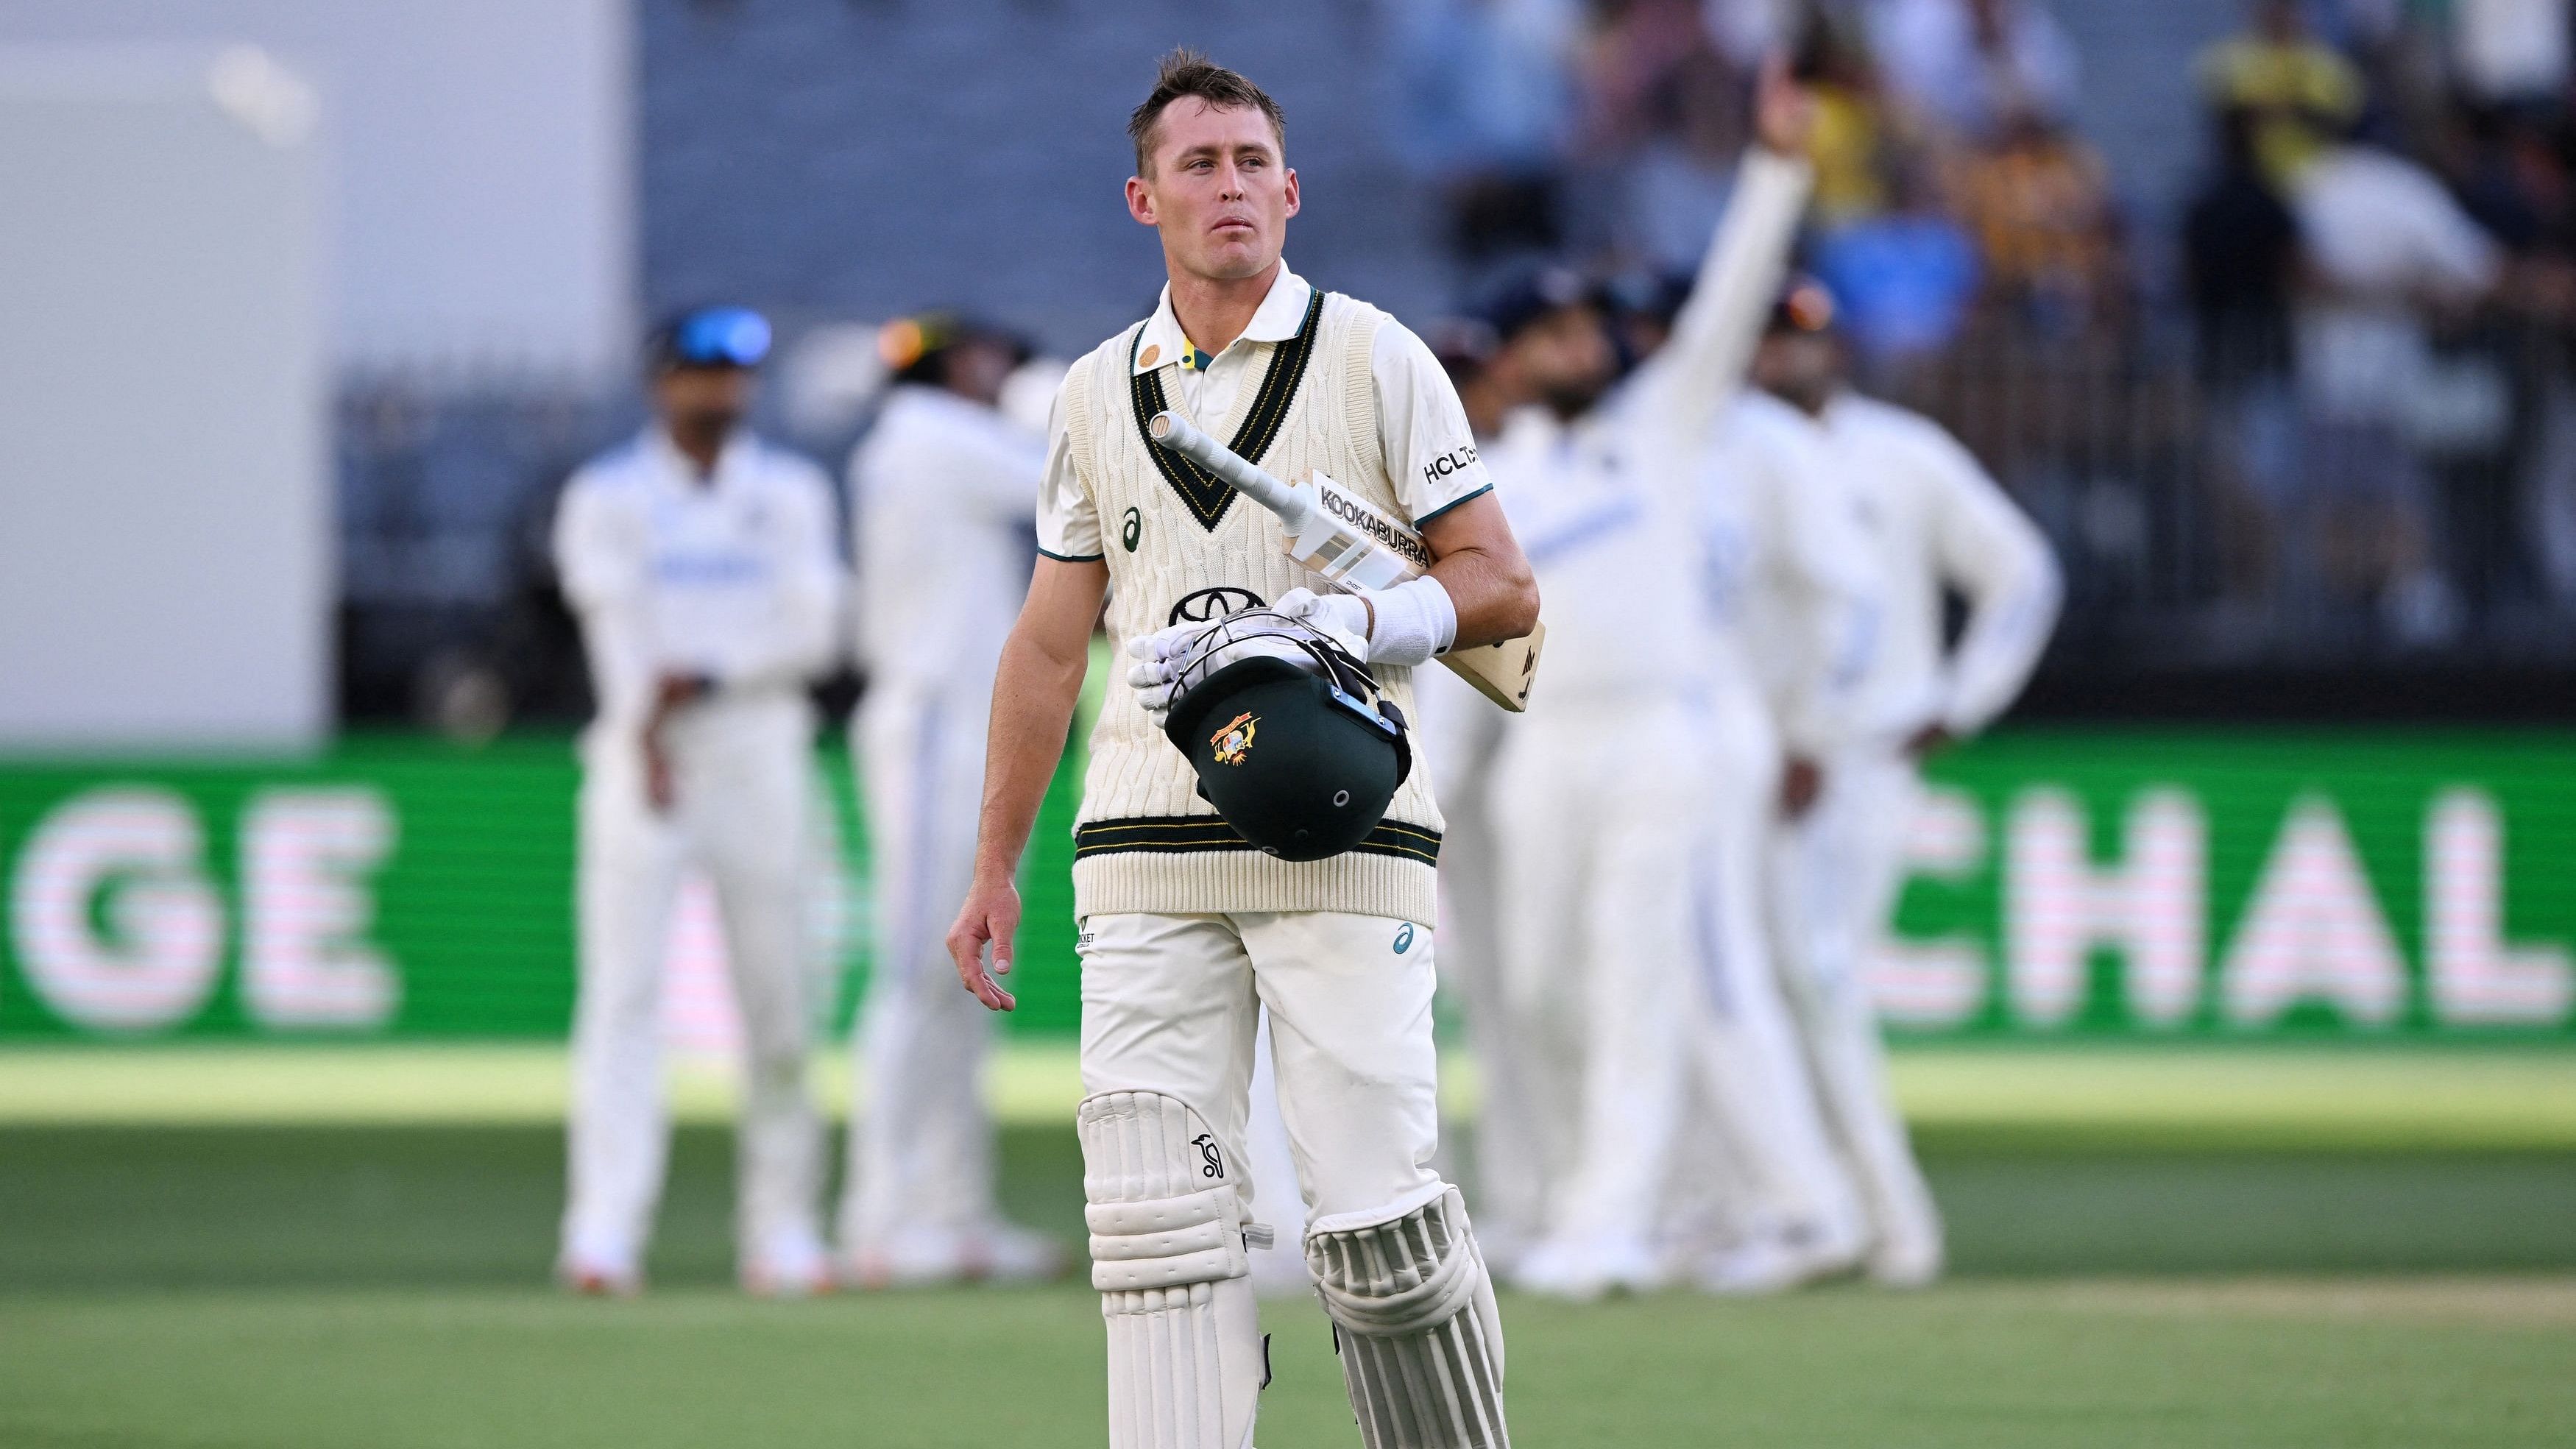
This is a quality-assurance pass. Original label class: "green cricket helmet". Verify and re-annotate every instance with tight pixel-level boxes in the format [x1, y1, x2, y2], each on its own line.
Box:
[1158, 589, 1413, 862]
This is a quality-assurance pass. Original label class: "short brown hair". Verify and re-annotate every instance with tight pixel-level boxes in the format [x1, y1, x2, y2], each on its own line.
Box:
[1127, 49, 1285, 174]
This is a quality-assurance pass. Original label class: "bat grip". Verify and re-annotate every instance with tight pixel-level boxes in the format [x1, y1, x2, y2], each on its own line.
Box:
[1147, 411, 1297, 514]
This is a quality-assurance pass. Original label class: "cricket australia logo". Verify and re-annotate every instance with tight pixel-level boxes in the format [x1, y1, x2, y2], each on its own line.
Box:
[1209, 712, 1259, 766]
[1192, 1133, 1225, 1180]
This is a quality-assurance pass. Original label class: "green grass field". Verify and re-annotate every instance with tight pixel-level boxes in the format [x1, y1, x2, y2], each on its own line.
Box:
[4, 1046, 2572, 1448]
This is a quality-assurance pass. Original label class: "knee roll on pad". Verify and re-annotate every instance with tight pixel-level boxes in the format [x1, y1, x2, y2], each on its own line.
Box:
[1079, 1091, 1269, 1449]
[1306, 1187, 1510, 1449]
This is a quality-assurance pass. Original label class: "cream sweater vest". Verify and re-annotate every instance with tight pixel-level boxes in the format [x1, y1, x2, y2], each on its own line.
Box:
[1061, 287, 1443, 927]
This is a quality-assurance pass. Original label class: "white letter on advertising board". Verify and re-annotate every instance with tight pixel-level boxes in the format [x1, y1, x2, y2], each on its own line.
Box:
[2425, 788, 2572, 1027]
[8, 787, 224, 1032]
[2219, 793, 2406, 1027]
[1868, 785, 1989, 1027]
[241, 788, 400, 1029]
[2004, 787, 2206, 1027]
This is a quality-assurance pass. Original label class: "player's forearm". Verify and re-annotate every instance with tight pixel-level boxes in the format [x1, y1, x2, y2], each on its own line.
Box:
[1943, 557, 2062, 734]
[1431, 547, 1539, 650]
[970, 628, 1086, 883]
[1419, 493, 1539, 649]
[573, 601, 659, 726]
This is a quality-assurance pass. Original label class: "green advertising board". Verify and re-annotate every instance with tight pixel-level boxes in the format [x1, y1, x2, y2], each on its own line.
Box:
[1, 730, 2570, 1041]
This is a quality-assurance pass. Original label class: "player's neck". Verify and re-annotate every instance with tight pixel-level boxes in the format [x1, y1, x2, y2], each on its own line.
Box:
[665, 422, 728, 480]
[1165, 258, 1281, 358]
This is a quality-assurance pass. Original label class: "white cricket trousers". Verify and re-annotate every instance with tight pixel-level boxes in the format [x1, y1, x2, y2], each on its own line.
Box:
[841, 681, 1005, 1249]
[1488, 693, 1705, 1250]
[1667, 690, 1863, 1249]
[1770, 747, 1942, 1258]
[563, 698, 824, 1267]
[1078, 911, 1446, 1228]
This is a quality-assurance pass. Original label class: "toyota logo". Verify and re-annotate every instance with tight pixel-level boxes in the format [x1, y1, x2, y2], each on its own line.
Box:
[1166, 586, 1267, 625]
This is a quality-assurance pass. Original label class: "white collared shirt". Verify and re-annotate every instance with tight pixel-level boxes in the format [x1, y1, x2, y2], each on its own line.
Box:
[553, 428, 844, 728]
[1036, 264, 1490, 559]
[849, 383, 1044, 691]
[1703, 391, 1882, 754]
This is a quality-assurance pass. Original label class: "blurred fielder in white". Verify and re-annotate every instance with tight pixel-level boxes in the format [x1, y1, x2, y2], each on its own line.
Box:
[1405, 333, 1539, 1276]
[838, 314, 1066, 1286]
[553, 306, 843, 1296]
[1468, 63, 1815, 1300]
[1758, 286, 2062, 1285]
[1668, 304, 1883, 1292]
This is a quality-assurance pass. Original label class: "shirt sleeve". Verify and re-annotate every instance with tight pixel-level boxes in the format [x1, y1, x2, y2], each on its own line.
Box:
[1373, 320, 1492, 525]
[551, 470, 658, 728]
[1035, 370, 1105, 561]
[1912, 422, 2061, 734]
[1631, 147, 1815, 458]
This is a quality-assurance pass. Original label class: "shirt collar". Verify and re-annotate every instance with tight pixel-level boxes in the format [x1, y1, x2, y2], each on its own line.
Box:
[1133, 264, 1312, 375]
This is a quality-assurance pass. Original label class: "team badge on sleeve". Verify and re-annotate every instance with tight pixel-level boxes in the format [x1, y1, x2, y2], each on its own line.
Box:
[1209, 712, 1259, 765]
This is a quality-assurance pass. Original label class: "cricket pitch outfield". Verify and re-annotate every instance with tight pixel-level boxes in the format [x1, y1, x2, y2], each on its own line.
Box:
[1, 1044, 2569, 1448]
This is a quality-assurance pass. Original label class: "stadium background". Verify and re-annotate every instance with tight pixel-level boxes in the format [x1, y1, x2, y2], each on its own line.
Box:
[2, 3, 2572, 1447]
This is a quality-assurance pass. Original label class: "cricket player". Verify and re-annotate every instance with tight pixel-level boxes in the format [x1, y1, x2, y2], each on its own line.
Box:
[1666, 299, 1886, 1293]
[947, 51, 1538, 1449]
[1468, 63, 1816, 1301]
[1757, 286, 2062, 1286]
[838, 313, 1063, 1286]
[554, 307, 843, 1297]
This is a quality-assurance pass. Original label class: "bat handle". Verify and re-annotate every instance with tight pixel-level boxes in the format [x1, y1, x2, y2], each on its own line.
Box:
[1147, 411, 1299, 517]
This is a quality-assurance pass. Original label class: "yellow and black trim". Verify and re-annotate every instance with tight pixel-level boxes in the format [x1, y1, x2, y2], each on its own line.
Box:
[1074, 813, 1440, 868]
[1128, 288, 1326, 531]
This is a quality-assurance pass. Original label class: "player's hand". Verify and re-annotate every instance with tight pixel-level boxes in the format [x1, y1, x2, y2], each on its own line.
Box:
[1752, 52, 1816, 158]
[638, 673, 710, 814]
[946, 875, 1021, 1012]
[641, 732, 676, 812]
[1273, 587, 1373, 659]
[1905, 722, 1956, 759]
[651, 673, 712, 713]
[1125, 624, 1200, 728]
[1779, 755, 1824, 820]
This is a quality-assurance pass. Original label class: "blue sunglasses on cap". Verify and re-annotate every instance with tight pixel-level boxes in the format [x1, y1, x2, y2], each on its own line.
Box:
[664, 306, 773, 369]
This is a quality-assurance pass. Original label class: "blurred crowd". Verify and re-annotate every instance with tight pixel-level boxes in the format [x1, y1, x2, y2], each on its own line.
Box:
[1396, 0, 2576, 653]
[336, 1, 2576, 736]
[1398, 0, 2117, 356]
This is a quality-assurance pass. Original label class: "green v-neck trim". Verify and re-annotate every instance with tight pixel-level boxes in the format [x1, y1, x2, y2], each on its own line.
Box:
[1128, 288, 1326, 531]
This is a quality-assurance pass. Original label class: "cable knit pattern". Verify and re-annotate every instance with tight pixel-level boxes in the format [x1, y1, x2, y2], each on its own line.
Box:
[1061, 290, 1443, 927]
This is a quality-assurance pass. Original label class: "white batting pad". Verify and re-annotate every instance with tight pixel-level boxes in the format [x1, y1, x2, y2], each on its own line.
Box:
[1078, 1091, 1268, 1449]
[1306, 1187, 1510, 1448]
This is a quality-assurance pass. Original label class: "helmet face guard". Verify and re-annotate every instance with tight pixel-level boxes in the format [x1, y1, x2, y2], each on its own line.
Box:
[1158, 597, 1413, 862]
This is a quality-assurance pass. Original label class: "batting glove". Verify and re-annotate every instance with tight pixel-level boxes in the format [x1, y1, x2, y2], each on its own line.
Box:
[1125, 623, 1201, 729]
[1272, 588, 1372, 659]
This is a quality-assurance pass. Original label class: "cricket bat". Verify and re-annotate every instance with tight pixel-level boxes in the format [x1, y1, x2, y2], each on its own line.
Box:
[1148, 410, 1543, 712]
